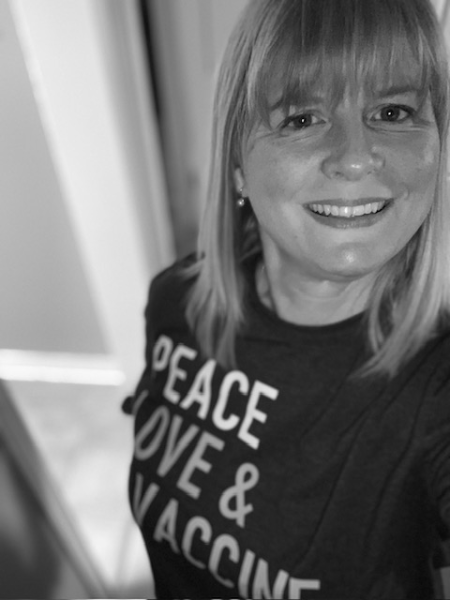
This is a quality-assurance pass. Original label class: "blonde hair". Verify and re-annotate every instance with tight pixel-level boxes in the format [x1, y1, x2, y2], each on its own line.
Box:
[184, 0, 450, 379]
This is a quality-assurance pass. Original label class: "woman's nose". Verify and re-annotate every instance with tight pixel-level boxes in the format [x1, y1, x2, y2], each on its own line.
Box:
[321, 119, 384, 181]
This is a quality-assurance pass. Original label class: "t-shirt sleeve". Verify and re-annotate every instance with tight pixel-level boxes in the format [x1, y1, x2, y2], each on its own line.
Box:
[121, 278, 155, 415]
[121, 257, 194, 416]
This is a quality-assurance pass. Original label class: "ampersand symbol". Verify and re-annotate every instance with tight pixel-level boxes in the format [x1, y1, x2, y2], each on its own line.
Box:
[219, 463, 260, 528]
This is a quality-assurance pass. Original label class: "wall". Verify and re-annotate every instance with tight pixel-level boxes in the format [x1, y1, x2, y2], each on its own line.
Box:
[0, 0, 106, 354]
[0, 0, 174, 596]
[2, 0, 175, 386]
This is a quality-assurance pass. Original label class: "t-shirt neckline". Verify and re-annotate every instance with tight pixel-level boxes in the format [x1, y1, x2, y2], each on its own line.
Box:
[243, 254, 366, 343]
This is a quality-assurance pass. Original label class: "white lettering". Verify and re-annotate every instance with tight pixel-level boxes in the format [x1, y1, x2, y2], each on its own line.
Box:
[163, 344, 197, 404]
[132, 389, 148, 416]
[252, 558, 289, 599]
[289, 578, 321, 598]
[142, 491, 322, 597]
[238, 381, 278, 450]
[152, 334, 173, 371]
[157, 415, 199, 477]
[181, 516, 212, 570]
[154, 498, 180, 554]
[135, 406, 169, 460]
[177, 432, 225, 499]
[132, 474, 159, 526]
[213, 371, 249, 431]
[152, 336, 279, 450]
[238, 549, 256, 598]
[209, 534, 239, 588]
[180, 359, 216, 419]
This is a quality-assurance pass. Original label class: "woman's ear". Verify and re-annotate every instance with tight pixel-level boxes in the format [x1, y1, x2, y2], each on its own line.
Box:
[234, 167, 247, 196]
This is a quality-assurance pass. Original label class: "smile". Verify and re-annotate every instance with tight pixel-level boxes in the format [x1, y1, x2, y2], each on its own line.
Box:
[308, 200, 388, 218]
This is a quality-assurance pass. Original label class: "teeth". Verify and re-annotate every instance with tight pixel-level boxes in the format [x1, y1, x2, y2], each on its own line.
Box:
[309, 201, 387, 218]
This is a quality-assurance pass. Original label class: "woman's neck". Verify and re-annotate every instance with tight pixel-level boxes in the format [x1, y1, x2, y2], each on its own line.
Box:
[256, 258, 376, 326]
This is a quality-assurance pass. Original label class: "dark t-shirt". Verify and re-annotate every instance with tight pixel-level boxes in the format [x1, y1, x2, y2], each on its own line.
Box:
[125, 257, 450, 599]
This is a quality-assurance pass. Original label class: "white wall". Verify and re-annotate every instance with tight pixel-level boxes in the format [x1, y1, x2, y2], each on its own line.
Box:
[0, 0, 106, 354]
[3, 0, 175, 387]
[1, 0, 174, 595]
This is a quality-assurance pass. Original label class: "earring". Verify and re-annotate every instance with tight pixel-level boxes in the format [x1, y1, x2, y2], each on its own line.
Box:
[237, 187, 247, 208]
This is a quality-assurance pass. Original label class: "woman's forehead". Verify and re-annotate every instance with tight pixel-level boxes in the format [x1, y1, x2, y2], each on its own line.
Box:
[262, 54, 426, 109]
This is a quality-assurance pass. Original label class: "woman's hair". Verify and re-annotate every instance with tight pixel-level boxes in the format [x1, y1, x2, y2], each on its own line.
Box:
[183, 0, 450, 379]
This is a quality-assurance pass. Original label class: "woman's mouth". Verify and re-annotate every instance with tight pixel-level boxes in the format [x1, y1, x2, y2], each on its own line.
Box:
[305, 198, 393, 229]
[307, 199, 388, 218]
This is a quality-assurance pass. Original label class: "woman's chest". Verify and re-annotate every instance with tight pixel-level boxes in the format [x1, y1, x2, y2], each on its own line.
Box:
[129, 332, 430, 597]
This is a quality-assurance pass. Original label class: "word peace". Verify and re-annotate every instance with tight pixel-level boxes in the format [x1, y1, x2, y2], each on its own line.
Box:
[153, 335, 279, 450]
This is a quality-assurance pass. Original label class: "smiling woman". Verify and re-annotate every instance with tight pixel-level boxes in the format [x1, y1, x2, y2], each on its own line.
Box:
[125, 0, 450, 598]
[236, 85, 440, 328]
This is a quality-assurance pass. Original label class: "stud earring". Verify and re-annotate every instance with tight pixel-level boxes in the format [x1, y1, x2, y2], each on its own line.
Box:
[237, 187, 247, 208]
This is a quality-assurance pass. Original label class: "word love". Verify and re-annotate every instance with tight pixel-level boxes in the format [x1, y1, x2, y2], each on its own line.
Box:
[135, 401, 224, 500]
[153, 335, 279, 450]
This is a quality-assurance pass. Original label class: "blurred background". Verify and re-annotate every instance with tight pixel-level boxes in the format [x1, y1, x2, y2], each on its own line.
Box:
[0, 0, 449, 597]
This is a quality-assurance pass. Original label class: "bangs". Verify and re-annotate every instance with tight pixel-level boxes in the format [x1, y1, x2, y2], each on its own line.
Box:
[245, 0, 440, 126]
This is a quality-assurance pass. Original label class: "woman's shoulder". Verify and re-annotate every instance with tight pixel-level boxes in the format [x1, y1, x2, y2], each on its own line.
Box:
[413, 321, 450, 434]
[414, 322, 450, 457]
[150, 253, 196, 292]
[429, 321, 450, 395]
[145, 253, 198, 323]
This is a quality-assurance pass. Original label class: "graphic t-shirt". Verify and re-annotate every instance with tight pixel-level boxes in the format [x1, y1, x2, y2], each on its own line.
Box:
[125, 257, 450, 599]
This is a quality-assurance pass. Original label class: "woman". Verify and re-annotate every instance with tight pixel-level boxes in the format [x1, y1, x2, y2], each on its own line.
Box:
[125, 0, 450, 597]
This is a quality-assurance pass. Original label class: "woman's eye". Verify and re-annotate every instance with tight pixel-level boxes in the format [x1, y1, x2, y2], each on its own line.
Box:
[373, 104, 415, 123]
[282, 113, 321, 130]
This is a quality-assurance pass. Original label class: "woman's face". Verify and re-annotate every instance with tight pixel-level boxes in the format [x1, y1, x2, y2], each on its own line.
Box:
[237, 80, 440, 283]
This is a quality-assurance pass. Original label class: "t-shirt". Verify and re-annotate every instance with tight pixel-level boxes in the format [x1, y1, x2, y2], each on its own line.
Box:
[124, 256, 450, 599]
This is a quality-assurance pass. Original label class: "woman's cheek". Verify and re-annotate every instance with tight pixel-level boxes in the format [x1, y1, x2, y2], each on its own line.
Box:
[384, 133, 439, 197]
[405, 131, 439, 178]
[247, 150, 288, 200]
